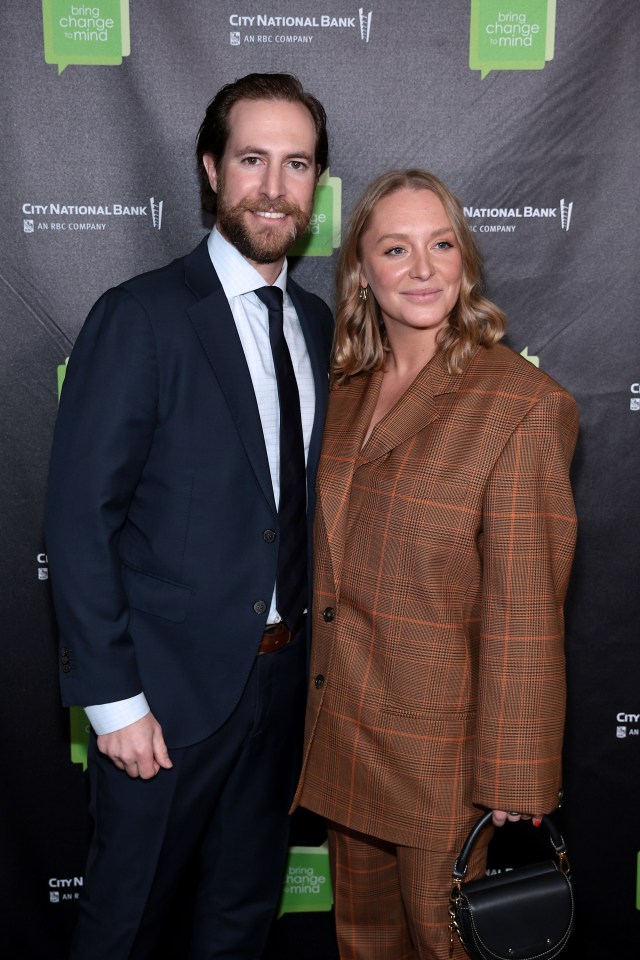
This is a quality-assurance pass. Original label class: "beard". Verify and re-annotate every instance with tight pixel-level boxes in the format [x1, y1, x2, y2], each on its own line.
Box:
[215, 179, 312, 265]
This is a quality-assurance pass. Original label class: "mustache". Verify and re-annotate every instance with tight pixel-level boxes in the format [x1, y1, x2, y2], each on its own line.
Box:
[237, 199, 305, 217]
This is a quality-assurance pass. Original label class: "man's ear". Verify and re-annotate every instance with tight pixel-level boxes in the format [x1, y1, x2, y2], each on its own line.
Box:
[202, 154, 218, 193]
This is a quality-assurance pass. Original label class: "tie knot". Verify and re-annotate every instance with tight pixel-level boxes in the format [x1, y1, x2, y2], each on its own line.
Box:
[255, 285, 284, 314]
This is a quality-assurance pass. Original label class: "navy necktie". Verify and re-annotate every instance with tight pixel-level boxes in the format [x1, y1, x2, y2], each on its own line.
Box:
[255, 286, 308, 629]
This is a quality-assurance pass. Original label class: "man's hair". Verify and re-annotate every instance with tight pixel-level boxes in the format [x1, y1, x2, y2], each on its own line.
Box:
[333, 169, 506, 382]
[196, 73, 329, 215]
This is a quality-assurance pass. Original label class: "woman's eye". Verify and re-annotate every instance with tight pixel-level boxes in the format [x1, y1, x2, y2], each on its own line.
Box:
[385, 247, 405, 256]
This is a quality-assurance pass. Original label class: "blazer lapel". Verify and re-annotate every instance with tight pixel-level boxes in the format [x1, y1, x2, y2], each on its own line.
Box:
[317, 371, 382, 596]
[359, 350, 465, 465]
[184, 239, 276, 514]
[319, 350, 473, 594]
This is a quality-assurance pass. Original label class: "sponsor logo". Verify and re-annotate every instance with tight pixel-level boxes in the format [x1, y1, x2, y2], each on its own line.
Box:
[519, 347, 539, 368]
[616, 712, 640, 739]
[289, 169, 342, 258]
[22, 199, 163, 234]
[37, 552, 49, 581]
[630, 383, 640, 412]
[278, 845, 333, 918]
[470, 0, 556, 79]
[227, 8, 372, 45]
[42, 0, 131, 74]
[49, 877, 83, 902]
[359, 8, 372, 42]
[464, 199, 574, 234]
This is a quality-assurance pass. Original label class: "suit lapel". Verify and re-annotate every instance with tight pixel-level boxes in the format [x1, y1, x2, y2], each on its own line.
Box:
[319, 350, 471, 594]
[184, 239, 276, 514]
[317, 371, 381, 596]
[359, 350, 460, 465]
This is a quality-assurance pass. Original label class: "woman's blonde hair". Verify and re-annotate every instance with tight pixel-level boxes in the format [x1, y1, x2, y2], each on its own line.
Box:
[333, 169, 506, 381]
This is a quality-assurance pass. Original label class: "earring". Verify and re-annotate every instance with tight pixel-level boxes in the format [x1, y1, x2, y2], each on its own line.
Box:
[358, 286, 368, 302]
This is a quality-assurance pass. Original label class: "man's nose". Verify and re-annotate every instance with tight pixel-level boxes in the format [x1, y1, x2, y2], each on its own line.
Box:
[260, 163, 285, 201]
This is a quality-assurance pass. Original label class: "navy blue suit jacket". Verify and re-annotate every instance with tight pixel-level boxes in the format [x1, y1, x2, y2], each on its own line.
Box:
[45, 237, 333, 747]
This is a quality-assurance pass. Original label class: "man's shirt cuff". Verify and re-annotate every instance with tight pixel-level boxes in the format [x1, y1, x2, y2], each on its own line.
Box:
[85, 693, 150, 734]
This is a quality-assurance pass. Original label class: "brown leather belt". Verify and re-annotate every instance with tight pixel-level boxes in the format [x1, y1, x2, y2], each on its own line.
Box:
[257, 620, 301, 655]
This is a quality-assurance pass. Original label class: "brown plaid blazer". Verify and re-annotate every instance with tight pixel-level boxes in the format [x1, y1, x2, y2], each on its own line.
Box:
[294, 342, 579, 852]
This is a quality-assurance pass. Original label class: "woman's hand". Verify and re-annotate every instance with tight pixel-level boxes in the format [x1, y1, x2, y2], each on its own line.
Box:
[492, 810, 542, 827]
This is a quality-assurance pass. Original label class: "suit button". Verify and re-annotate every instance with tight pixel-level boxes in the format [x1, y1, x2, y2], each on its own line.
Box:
[263, 529, 276, 543]
[61, 656, 70, 664]
[314, 674, 325, 689]
[253, 600, 267, 615]
[62, 664, 71, 674]
[322, 607, 335, 622]
[60, 647, 69, 656]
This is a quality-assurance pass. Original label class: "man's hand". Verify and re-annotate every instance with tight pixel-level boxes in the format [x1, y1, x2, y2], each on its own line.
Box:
[97, 712, 173, 779]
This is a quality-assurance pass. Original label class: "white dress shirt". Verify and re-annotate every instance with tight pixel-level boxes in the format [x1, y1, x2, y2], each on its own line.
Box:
[85, 229, 316, 735]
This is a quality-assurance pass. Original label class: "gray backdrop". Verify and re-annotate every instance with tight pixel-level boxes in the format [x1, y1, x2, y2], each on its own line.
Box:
[1, 2, 638, 956]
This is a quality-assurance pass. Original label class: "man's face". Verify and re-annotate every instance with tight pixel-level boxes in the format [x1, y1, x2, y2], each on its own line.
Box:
[203, 98, 319, 274]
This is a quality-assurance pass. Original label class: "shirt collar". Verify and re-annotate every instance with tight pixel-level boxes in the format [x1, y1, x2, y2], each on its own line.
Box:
[208, 227, 288, 300]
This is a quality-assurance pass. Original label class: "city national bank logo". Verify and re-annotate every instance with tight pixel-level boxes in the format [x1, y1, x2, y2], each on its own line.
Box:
[464, 198, 573, 234]
[49, 876, 83, 903]
[289, 169, 342, 257]
[616, 712, 640, 740]
[22, 197, 164, 234]
[42, 0, 130, 74]
[469, 0, 556, 79]
[228, 8, 372, 45]
[630, 382, 640, 412]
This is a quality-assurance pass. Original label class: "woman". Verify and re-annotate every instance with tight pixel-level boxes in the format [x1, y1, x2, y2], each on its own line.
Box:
[293, 170, 579, 959]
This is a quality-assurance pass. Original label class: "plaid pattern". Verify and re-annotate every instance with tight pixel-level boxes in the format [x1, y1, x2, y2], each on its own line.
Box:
[328, 821, 491, 960]
[295, 343, 579, 852]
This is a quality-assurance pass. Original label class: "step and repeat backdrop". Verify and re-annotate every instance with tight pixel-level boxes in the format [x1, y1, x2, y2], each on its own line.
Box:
[1, 2, 638, 956]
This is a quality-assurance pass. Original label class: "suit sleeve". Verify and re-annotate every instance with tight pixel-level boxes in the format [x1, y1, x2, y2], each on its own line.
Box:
[472, 389, 579, 814]
[45, 287, 158, 707]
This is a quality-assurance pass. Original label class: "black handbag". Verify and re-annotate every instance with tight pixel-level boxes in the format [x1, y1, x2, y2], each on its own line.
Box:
[448, 811, 574, 960]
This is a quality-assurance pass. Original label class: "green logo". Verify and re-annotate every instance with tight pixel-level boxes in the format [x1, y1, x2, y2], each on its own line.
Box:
[289, 169, 342, 257]
[42, 0, 131, 74]
[277, 844, 333, 918]
[469, 0, 556, 79]
[520, 346, 539, 368]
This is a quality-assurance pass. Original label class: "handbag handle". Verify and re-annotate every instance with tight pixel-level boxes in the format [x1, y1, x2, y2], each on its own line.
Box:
[452, 811, 570, 881]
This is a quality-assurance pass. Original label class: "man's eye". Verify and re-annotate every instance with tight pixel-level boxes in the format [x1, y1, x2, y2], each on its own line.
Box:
[289, 161, 308, 171]
[242, 157, 261, 165]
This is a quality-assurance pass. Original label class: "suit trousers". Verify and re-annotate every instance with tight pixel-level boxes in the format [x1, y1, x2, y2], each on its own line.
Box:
[70, 631, 307, 960]
[327, 821, 491, 960]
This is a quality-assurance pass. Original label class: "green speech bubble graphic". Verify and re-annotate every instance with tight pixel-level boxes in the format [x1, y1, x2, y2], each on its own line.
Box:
[277, 844, 333, 918]
[469, 0, 556, 79]
[289, 169, 342, 257]
[43, 0, 130, 74]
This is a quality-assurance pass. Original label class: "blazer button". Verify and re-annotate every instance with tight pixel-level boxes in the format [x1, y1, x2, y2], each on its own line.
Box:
[253, 600, 267, 615]
[263, 529, 276, 543]
[62, 664, 72, 674]
[322, 607, 335, 622]
[314, 674, 325, 689]
[60, 647, 69, 656]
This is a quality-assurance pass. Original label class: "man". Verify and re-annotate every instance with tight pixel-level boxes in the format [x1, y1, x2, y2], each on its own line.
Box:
[45, 73, 333, 959]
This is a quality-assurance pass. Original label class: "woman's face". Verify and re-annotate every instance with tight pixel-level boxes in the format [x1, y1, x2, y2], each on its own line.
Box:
[357, 187, 463, 344]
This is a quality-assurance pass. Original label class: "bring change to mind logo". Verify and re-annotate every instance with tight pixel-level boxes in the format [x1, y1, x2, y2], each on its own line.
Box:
[469, 0, 556, 80]
[289, 169, 342, 258]
[42, 0, 130, 74]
